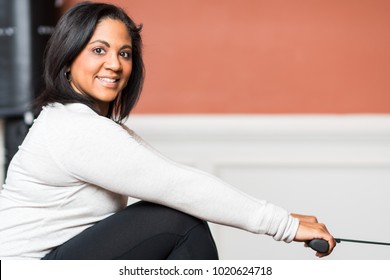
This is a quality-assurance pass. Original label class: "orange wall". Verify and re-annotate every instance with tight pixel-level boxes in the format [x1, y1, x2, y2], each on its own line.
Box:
[63, 0, 390, 114]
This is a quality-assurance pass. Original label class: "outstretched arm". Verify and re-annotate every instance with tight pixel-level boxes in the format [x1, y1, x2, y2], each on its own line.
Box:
[46, 113, 299, 242]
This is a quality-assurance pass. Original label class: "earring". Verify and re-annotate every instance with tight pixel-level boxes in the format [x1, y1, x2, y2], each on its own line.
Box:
[64, 71, 71, 82]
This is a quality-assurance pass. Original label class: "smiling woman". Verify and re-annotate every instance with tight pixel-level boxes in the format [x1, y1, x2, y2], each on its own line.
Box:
[34, 2, 144, 123]
[68, 19, 133, 116]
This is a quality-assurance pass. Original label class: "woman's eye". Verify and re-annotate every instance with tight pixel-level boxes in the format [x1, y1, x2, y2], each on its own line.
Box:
[120, 51, 131, 59]
[93, 47, 105, 55]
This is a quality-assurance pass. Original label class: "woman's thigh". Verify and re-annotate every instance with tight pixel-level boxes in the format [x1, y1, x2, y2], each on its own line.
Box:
[42, 201, 218, 260]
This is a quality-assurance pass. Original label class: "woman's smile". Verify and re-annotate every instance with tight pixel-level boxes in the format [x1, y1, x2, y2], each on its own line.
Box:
[96, 76, 121, 87]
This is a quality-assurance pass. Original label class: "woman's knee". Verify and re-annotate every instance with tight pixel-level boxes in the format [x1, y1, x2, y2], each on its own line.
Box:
[128, 201, 205, 235]
[134, 202, 219, 259]
[168, 220, 219, 260]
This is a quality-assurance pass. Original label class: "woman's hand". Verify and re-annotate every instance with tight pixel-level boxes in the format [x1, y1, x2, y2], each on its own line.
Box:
[291, 213, 336, 257]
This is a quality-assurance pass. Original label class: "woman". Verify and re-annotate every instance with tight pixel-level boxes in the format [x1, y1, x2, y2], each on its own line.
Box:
[0, 2, 335, 260]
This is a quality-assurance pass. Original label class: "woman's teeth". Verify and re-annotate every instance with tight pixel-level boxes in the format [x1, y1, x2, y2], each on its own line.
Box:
[98, 77, 118, 83]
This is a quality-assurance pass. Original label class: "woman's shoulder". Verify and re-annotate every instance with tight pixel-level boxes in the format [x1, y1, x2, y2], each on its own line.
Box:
[43, 102, 97, 117]
[40, 102, 121, 138]
[41, 103, 123, 135]
[43, 102, 110, 124]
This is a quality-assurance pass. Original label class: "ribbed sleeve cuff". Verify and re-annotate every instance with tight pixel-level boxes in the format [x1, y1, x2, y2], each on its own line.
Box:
[272, 212, 300, 243]
[263, 204, 300, 243]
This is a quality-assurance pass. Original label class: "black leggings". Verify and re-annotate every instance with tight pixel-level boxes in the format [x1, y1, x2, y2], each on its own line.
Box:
[42, 201, 219, 260]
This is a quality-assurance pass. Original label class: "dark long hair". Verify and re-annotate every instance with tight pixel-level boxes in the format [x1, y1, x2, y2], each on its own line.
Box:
[34, 1, 144, 123]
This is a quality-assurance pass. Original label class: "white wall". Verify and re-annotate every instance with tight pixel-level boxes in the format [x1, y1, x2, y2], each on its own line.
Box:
[125, 114, 390, 260]
[1, 115, 389, 259]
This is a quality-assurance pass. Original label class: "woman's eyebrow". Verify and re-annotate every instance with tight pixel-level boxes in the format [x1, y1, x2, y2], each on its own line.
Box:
[121, 44, 132, 50]
[89, 40, 132, 50]
[89, 39, 110, 47]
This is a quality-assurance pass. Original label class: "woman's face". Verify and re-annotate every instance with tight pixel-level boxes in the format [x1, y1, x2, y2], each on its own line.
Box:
[69, 18, 133, 115]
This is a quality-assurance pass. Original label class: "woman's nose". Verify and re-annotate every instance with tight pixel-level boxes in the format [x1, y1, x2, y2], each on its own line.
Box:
[104, 53, 122, 71]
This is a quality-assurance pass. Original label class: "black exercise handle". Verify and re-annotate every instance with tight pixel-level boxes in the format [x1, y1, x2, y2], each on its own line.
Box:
[308, 237, 390, 253]
[307, 239, 329, 253]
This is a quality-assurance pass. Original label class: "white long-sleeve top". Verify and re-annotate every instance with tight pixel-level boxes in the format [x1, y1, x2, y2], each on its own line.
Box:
[0, 103, 299, 259]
